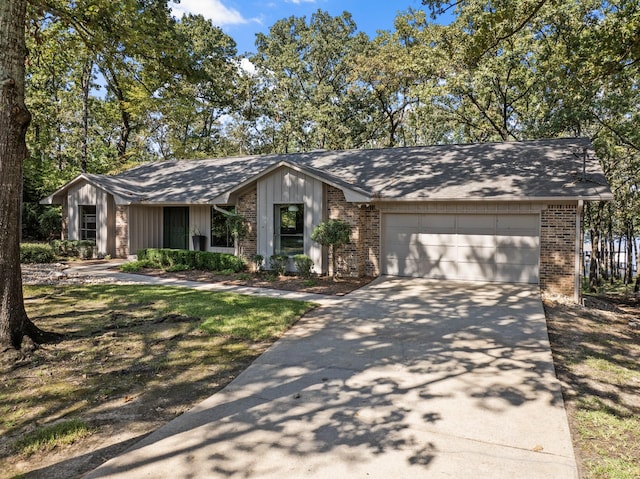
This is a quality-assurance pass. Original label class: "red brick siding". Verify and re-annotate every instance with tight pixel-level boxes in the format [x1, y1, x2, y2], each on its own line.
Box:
[540, 204, 577, 297]
[327, 186, 380, 277]
[115, 205, 129, 258]
[236, 187, 258, 261]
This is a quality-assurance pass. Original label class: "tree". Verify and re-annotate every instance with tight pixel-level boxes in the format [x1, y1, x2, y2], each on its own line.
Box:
[311, 219, 352, 279]
[1, 0, 58, 351]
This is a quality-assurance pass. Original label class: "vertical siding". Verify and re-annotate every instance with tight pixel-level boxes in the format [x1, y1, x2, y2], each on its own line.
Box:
[129, 205, 163, 253]
[67, 181, 113, 256]
[257, 166, 324, 273]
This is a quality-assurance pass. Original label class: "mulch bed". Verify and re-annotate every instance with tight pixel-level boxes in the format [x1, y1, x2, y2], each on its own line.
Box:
[137, 268, 373, 296]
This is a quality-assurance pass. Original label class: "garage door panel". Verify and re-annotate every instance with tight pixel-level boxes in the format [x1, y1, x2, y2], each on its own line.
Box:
[457, 234, 496, 248]
[421, 215, 456, 232]
[495, 246, 539, 265]
[495, 264, 539, 283]
[383, 213, 540, 284]
[458, 215, 496, 234]
[457, 244, 496, 262]
[424, 260, 458, 279]
[418, 233, 457, 246]
[423, 244, 457, 260]
[456, 261, 496, 281]
[496, 215, 539, 234]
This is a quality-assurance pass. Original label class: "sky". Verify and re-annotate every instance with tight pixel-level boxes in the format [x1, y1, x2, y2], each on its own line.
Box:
[170, 0, 435, 55]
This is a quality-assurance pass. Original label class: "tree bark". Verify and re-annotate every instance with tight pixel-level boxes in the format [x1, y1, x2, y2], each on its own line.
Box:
[0, 0, 59, 350]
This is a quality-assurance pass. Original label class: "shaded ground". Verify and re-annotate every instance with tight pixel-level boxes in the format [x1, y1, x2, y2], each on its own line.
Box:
[543, 293, 640, 479]
[5, 266, 638, 479]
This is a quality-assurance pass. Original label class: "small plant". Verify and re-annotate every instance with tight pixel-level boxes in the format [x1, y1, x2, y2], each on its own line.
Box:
[269, 254, 288, 276]
[293, 254, 314, 279]
[311, 219, 351, 279]
[250, 253, 264, 272]
[303, 279, 316, 287]
[235, 272, 252, 281]
[119, 259, 155, 273]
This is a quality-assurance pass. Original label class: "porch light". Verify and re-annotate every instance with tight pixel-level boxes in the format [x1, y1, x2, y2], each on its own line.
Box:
[287, 205, 299, 212]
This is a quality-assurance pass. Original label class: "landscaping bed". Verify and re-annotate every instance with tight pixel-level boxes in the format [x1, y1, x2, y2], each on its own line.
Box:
[136, 267, 373, 296]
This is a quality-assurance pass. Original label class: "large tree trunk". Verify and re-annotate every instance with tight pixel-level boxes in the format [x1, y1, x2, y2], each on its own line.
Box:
[0, 0, 58, 351]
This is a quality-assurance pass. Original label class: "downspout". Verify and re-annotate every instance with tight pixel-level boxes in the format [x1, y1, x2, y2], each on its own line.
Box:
[575, 200, 584, 303]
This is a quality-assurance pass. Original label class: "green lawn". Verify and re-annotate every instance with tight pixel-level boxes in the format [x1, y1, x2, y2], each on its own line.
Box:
[1, 284, 315, 477]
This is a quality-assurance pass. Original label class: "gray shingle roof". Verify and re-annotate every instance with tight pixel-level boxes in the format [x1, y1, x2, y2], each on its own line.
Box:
[42, 138, 613, 205]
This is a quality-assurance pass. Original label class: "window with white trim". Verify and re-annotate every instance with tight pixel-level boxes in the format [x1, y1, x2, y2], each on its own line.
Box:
[275, 204, 304, 256]
[80, 205, 97, 241]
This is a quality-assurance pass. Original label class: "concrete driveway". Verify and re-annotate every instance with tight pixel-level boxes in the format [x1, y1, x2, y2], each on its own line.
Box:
[85, 277, 578, 478]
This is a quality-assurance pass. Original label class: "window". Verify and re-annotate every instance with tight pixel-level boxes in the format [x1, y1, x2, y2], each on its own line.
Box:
[211, 206, 235, 247]
[80, 205, 97, 241]
[275, 204, 304, 256]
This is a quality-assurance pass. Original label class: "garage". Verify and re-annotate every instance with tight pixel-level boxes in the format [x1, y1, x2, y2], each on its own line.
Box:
[382, 213, 540, 283]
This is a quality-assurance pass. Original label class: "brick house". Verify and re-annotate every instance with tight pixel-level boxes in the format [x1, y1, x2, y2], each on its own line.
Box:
[41, 138, 612, 301]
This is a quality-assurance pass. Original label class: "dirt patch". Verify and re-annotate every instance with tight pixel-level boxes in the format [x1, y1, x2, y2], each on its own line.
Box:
[137, 268, 373, 296]
[543, 293, 640, 478]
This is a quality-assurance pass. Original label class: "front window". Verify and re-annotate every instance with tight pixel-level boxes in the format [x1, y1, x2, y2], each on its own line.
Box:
[275, 204, 304, 256]
[211, 206, 235, 247]
[80, 205, 97, 241]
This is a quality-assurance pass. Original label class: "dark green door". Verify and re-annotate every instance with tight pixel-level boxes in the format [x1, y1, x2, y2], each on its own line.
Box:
[163, 207, 189, 249]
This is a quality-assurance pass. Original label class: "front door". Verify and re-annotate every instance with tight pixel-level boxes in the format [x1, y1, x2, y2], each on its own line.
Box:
[163, 207, 189, 249]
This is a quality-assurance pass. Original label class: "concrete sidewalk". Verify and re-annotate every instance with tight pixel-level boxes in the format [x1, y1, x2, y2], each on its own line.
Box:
[84, 277, 578, 479]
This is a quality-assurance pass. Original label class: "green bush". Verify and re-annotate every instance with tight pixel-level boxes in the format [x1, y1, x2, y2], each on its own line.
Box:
[165, 263, 193, 272]
[50, 240, 95, 259]
[136, 248, 245, 273]
[20, 243, 56, 264]
[269, 254, 289, 276]
[119, 259, 155, 273]
[293, 254, 314, 278]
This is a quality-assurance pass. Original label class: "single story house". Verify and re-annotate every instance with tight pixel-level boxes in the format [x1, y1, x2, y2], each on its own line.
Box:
[41, 138, 612, 301]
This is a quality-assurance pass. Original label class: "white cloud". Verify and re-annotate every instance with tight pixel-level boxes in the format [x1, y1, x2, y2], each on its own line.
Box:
[171, 0, 248, 26]
[286, 0, 317, 4]
[239, 57, 257, 75]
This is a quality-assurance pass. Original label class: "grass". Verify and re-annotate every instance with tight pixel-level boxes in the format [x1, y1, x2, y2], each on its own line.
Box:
[1, 284, 315, 477]
[544, 294, 640, 479]
[12, 419, 93, 456]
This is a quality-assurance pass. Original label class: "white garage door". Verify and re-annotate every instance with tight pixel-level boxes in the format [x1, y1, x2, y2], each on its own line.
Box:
[383, 214, 540, 283]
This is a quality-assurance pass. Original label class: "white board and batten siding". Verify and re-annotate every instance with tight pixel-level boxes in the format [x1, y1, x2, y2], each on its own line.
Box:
[67, 181, 114, 256]
[381, 203, 542, 284]
[257, 166, 325, 273]
[128, 205, 163, 254]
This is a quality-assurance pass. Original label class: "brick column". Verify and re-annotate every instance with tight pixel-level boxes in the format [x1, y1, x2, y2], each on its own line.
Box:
[540, 204, 577, 297]
[236, 187, 257, 261]
[115, 205, 129, 258]
[326, 186, 379, 277]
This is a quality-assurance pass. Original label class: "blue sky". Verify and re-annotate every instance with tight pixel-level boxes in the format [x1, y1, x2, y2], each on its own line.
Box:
[170, 0, 435, 55]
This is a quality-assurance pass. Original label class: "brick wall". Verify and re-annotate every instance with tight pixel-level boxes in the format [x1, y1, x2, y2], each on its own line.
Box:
[540, 204, 577, 297]
[236, 187, 258, 261]
[115, 205, 129, 258]
[327, 186, 380, 277]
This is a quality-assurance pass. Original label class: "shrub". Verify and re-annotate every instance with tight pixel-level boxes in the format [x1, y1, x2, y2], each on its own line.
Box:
[165, 263, 192, 272]
[119, 260, 155, 273]
[136, 248, 245, 273]
[20, 243, 56, 264]
[38, 207, 62, 240]
[50, 240, 95, 259]
[269, 254, 289, 276]
[293, 254, 314, 278]
[250, 254, 264, 272]
[311, 219, 352, 278]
